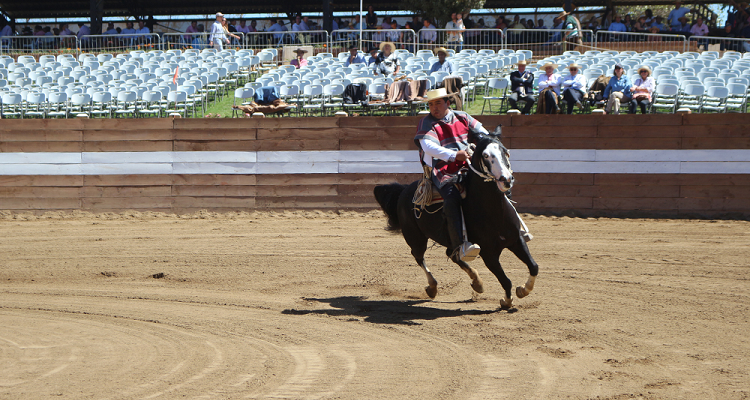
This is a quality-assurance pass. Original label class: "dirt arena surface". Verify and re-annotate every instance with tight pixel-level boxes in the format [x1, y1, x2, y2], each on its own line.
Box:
[0, 210, 748, 399]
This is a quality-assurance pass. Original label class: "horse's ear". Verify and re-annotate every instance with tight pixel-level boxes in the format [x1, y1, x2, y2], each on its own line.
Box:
[490, 125, 503, 139]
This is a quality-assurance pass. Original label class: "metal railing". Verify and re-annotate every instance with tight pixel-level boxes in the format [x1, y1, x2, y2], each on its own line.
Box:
[80, 34, 161, 55]
[246, 30, 330, 54]
[505, 29, 596, 57]
[0, 35, 79, 56]
[415, 29, 505, 53]
[331, 29, 416, 56]
[688, 35, 750, 53]
[595, 31, 687, 53]
[160, 32, 247, 51]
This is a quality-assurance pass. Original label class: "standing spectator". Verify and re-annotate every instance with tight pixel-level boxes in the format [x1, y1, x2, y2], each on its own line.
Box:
[235, 20, 250, 45]
[538, 62, 562, 114]
[667, 1, 692, 30]
[60, 23, 72, 36]
[387, 20, 402, 45]
[509, 15, 522, 28]
[644, 9, 655, 25]
[381, 16, 392, 30]
[508, 60, 535, 114]
[561, 63, 587, 114]
[104, 22, 118, 35]
[209, 12, 228, 50]
[403, 21, 416, 53]
[629, 66, 655, 114]
[420, 18, 437, 45]
[344, 44, 367, 67]
[136, 20, 150, 44]
[292, 16, 308, 44]
[495, 16, 507, 30]
[537, 19, 548, 29]
[445, 13, 465, 52]
[185, 20, 198, 42]
[77, 22, 90, 44]
[222, 17, 241, 45]
[290, 48, 308, 69]
[603, 63, 632, 115]
[267, 19, 287, 47]
[430, 47, 454, 73]
[412, 16, 423, 33]
[624, 15, 634, 31]
[0, 22, 13, 37]
[609, 15, 628, 32]
[121, 21, 137, 44]
[366, 5, 378, 29]
[691, 16, 709, 49]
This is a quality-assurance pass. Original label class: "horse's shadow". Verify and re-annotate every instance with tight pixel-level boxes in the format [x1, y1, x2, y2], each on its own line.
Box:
[282, 296, 508, 325]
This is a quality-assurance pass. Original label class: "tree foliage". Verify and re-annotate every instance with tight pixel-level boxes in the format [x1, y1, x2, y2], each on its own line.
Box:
[403, 0, 486, 27]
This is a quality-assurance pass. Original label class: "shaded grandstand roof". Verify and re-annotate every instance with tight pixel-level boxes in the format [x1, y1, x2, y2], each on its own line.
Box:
[0, 0, 680, 19]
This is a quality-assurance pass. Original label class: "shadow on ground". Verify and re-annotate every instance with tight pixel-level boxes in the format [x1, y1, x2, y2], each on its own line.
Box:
[282, 296, 508, 325]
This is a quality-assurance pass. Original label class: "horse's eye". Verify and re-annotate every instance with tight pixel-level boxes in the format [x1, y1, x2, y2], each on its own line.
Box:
[483, 154, 489, 158]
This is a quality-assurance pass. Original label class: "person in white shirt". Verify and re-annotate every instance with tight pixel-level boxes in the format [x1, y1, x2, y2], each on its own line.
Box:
[538, 62, 562, 113]
[445, 13, 465, 52]
[209, 12, 228, 50]
[629, 66, 655, 114]
[420, 19, 437, 44]
[561, 63, 587, 114]
[266, 19, 287, 47]
[292, 16, 308, 44]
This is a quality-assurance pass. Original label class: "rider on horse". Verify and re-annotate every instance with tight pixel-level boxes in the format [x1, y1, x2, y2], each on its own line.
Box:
[414, 88, 532, 263]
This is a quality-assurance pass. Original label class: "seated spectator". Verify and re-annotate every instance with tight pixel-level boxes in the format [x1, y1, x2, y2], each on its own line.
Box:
[367, 47, 379, 66]
[537, 18, 548, 29]
[537, 62, 562, 114]
[185, 20, 198, 42]
[675, 16, 691, 33]
[629, 66, 655, 114]
[290, 48, 308, 69]
[651, 16, 668, 32]
[648, 26, 663, 40]
[60, 23, 72, 36]
[77, 23, 90, 40]
[561, 63, 587, 114]
[509, 60, 535, 114]
[691, 17, 709, 49]
[344, 44, 367, 67]
[634, 15, 649, 32]
[603, 63, 632, 114]
[372, 41, 400, 76]
[430, 47, 454, 74]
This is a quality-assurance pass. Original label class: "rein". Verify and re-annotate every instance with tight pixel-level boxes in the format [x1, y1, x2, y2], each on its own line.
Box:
[466, 143, 513, 184]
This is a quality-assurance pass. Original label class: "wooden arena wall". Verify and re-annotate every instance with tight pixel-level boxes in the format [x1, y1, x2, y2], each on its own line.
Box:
[0, 114, 747, 217]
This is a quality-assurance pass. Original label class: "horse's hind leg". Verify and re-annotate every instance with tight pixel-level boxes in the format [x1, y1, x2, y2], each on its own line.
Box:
[452, 258, 484, 294]
[508, 239, 539, 299]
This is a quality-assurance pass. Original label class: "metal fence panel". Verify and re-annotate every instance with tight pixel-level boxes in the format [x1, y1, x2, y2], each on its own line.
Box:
[414, 28, 504, 53]
[687, 35, 750, 53]
[0, 35, 79, 57]
[161, 32, 247, 52]
[243, 30, 330, 54]
[505, 29, 595, 58]
[595, 31, 687, 53]
[331, 29, 416, 56]
[81, 34, 161, 55]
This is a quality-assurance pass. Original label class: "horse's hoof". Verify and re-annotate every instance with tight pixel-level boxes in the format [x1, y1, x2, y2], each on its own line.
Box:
[471, 279, 485, 294]
[516, 286, 529, 298]
[500, 296, 513, 309]
[425, 285, 437, 299]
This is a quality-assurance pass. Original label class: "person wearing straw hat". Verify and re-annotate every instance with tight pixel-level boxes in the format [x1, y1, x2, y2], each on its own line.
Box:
[561, 63, 587, 114]
[537, 61, 563, 114]
[372, 41, 400, 76]
[603, 63, 632, 114]
[509, 60, 536, 114]
[414, 88, 488, 262]
[430, 47, 454, 74]
[209, 12, 229, 50]
[629, 66, 655, 114]
[290, 48, 309, 69]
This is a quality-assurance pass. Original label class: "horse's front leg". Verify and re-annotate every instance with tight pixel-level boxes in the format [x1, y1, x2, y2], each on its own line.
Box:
[508, 237, 539, 299]
[480, 250, 514, 308]
[451, 258, 484, 294]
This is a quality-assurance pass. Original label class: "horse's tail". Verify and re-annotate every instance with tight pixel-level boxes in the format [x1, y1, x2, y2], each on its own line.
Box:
[373, 183, 405, 232]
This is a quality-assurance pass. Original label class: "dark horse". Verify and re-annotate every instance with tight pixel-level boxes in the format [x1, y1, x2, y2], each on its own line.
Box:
[373, 127, 538, 308]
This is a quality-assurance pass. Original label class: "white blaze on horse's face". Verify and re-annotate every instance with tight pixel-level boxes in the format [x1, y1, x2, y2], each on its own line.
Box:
[482, 142, 513, 192]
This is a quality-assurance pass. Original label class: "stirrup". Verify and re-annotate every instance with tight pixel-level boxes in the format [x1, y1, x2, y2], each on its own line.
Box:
[451, 242, 481, 262]
[521, 231, 534, 243]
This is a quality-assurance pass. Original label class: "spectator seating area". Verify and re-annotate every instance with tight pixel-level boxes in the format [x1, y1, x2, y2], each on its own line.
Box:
[513, 49, 749, 114]
[0, 46, 748, 118]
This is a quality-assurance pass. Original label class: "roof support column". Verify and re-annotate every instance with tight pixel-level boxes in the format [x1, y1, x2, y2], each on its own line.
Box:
[323, 0, 332, 32]
[90, 0, 103, 35]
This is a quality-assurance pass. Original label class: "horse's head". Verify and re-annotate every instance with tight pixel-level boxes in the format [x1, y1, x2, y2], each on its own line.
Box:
[470, 125, 514, 193]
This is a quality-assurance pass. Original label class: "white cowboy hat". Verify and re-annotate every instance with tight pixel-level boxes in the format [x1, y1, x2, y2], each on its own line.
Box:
[568, 63, 581, 70]
[216, 12, 224, 17]
[542, 62, 559, 69]
[425, 88, 452, 102]
[379, 41, 396, 52]
[434, 47, 449, 56]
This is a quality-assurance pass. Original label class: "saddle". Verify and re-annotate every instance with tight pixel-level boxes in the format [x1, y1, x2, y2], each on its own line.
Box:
[426, 183, 467, 206]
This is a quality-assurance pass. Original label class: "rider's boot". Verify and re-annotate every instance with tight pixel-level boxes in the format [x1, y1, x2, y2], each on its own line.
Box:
[444, 203, 481, 262]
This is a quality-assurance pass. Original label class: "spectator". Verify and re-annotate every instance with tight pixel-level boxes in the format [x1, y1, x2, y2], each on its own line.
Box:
[509, 15, 522, 28]
[721, 24, 739, 51]
[561, 11, 582, 46]
[445, 12, 465, 52]
[344, 44, 367, 67]
[0, 22, 13, 37]
[60, 23, 72, 36]
[624, 15, 634, 31]
[222, 17, 241, 45]
[609, 15, 628, 32]
[648, 25, 663, 40]
[366, 5, 378, 29]
[430, 47, 454, 73]
[508, 60, 535, 114]
[387, 20, 402, 44]
[412, 16, 423, 33]
[104, 22, 118, 35]
[354, 15, 364, 30]
[185, 20, 198, 42]
[290, 48, 308, 69]
[236, 20, 250, 34]
[675, 16, 691, 33]
[136, 20, 150, 44]
[372, 25, 386, 43]
[537, 19, 548, 29]
[668, 1, 692, 30]
[538, 62, 562, 114]
[561, 63, 587, 114]
[634, 15, 649, 32]
[367, 47, 379, 66]
[629, 66, 655, 114]
[209, 12, 228, 50]
[292, 16, 308, 44]
[603, 63, 632, 115]
[644, 9, 655, 25]
[372, 41, 400, 76]
[381, 16, 392, 30]
[121, 21, 137, 40]
[332, 17, 340, 32]
[76, 22, 90, 40]
[651, 16, 668, 32]
[420, 18, 437, 44]
[691, 16, 709, 49]
[267, 19, 287, 47]
[403, 21, 416, 52]
[495, 16, 507, 30]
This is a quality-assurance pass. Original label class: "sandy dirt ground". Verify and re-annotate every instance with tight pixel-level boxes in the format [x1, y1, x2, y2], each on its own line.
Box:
[0, 210, 748, 400]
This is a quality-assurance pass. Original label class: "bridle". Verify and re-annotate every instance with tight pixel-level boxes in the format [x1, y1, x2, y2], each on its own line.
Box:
[466, 142, 513, 185]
